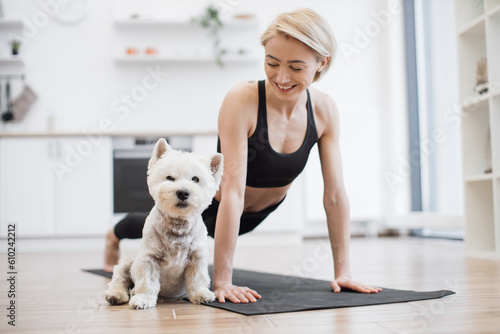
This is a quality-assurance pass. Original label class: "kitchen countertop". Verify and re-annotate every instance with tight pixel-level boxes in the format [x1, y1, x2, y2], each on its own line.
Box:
[0, 131, 218, 138]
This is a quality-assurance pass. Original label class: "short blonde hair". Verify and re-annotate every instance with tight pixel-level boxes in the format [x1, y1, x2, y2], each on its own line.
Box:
[261, 8, 336, 82]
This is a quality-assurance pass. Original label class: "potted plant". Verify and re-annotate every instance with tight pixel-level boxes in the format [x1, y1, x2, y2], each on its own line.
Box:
[192, 5, 224, 67]
[9, 39, 21, 56]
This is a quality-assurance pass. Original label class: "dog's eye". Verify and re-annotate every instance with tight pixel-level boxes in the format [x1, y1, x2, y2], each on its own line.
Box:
[192, 176, 199, 183]
[166, 176, 175, 181]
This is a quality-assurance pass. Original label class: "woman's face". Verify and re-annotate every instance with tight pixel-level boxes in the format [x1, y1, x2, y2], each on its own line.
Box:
[264, 34, 327, 101]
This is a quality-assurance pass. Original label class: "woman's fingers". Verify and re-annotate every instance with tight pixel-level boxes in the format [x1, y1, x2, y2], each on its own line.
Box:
[245, 287, 262, 300]
[330, 280, 341, 293]
[347, 281, 372, 293]
[366, 285, 382, 293]
[215, 285, 261, 303]
[350, 282, 382, 293]
[331, 277, 382, 294]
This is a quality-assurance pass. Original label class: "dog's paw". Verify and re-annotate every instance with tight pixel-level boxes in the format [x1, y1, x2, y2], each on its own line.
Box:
[105, 288, 129, 305]
[188, 287, 216, 305]
[129, 294, 157, 309]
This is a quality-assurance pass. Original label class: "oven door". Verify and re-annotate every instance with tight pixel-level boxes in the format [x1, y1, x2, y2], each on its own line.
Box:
[113, 149, 155, 213]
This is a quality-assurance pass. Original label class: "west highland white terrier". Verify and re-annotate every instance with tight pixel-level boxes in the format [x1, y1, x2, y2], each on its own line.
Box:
[105, 138, 223, 309]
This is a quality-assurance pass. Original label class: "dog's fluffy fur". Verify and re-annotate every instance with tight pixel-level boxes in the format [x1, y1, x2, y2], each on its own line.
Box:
[105, 138, 223, 309]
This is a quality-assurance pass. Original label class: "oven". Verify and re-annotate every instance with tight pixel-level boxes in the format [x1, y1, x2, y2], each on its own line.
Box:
[112, 136, 192, 213]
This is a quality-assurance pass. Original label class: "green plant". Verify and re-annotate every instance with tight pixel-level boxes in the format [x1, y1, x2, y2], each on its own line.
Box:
[9, 39, 21, 52]
[192, 5, 224, 67]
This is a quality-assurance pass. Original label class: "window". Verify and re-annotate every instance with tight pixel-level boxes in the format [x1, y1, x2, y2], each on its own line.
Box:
[405, 0, 463, 214]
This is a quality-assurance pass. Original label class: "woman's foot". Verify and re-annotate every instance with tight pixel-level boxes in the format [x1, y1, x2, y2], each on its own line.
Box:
[104, 229, 120, 272]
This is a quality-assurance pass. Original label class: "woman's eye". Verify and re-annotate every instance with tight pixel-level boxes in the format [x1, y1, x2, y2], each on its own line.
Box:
[267, 63, 278, 67]
[166, 176, 175, 181]
[291, 67, 303, 71]
[192, 176, 200, 183]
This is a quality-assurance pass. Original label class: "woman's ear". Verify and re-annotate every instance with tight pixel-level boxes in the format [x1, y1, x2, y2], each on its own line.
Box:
[318, 56, 330, 72]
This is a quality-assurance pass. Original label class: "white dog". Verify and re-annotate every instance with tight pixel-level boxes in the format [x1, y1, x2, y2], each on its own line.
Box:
[105, 138, 223, 309]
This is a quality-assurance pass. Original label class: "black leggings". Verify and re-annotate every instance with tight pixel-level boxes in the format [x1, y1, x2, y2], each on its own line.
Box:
[113, 197, 285, 239]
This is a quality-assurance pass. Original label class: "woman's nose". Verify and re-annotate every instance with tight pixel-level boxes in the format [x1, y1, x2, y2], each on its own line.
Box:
[276, 67, 290, 83]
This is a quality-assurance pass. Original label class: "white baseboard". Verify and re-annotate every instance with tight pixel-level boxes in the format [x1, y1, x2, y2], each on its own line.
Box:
[384, 212, 464, 230]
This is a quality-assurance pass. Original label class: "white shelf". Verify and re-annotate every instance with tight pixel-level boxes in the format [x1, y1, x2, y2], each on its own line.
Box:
[114, 54, 260, 64]
[488, 4, 500, 17]
[114, 19, 259, 29]
[0, 19, 23, 29]
[462, 92, 490, 110]
[458, 14, 486, 35]
[465, 173, 494, 182]
[460, 88, 500, 110]
[0, 56, 24, 65]
[113, 16, 260, 67]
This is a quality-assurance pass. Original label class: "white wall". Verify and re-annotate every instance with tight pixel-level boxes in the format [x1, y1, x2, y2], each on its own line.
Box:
[0, 0, 411, 232]
[1, 0, 266, 134]
[298, 0, 410, 230]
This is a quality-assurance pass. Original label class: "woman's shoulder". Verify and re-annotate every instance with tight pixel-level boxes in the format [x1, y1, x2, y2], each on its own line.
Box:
[308, 86, 339, 127]
[219, 81, 260, 120]
[223, 81, 260, 106]
[218, 81, 260, 133]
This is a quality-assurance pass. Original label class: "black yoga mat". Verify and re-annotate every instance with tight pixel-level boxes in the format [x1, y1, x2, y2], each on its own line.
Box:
[83, 268, 455, 316]
[83, 269, 113, 278]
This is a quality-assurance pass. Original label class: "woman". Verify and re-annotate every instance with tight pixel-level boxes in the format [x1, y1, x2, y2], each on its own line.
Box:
[105, 8, 381, 304]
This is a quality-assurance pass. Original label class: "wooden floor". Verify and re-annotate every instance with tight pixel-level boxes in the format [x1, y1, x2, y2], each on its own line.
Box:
[1, 236, 500, 334]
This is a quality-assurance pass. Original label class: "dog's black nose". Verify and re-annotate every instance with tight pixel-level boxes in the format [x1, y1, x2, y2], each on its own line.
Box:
[176, 189, 190, 201]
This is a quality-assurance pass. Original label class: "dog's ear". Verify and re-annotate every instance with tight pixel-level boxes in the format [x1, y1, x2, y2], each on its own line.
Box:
[209, 153, 224, 189]
[149, 138, 172, 169]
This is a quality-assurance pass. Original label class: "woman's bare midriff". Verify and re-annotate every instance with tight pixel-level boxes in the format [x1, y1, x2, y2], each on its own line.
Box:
[214, 184, 291, 213]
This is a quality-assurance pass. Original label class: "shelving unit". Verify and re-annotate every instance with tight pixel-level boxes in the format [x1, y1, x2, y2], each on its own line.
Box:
[456, 0, 500, 258]
[114, 18, 259, 29]
[0, 56, 23, 65]
[0, 19, 23, 29]
[113, 18, 261, 65]
[114, 54, 260, 64]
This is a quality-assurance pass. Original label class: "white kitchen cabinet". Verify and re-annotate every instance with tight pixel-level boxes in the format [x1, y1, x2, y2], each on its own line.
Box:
[53, 137, 113, 236]
[0, 136, 113, 238]
[0, 137, 56, 237]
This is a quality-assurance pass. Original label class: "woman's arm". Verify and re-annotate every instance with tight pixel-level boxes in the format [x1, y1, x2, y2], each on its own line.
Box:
[317, 96, 381, 294]
[213, 83, 261, 303]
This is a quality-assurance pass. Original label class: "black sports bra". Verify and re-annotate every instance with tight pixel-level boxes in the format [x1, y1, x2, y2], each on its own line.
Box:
[218, 80, 319, 188]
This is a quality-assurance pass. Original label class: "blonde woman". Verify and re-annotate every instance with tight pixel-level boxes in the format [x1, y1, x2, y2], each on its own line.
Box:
[105, 8, 381, 304]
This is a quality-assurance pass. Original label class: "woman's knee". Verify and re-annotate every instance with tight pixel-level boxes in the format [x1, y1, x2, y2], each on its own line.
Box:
[113, 212, 148, 240]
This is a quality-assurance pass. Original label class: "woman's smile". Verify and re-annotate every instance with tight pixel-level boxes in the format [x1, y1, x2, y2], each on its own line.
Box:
[275, 81, 297, 92]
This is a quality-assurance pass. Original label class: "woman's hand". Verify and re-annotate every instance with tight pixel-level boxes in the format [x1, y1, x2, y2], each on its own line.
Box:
[330, 276, 382, 294]
[213, 283, 261, 303]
